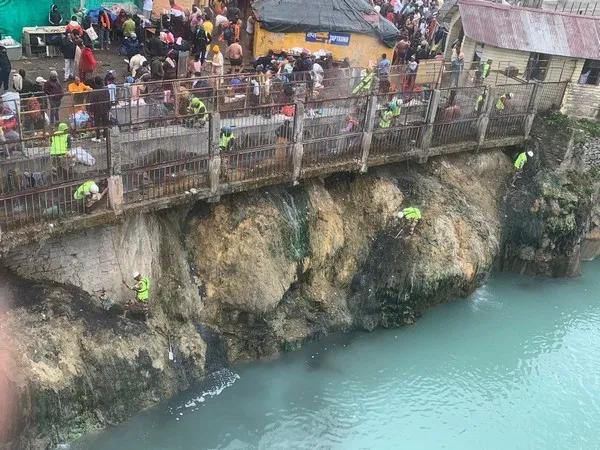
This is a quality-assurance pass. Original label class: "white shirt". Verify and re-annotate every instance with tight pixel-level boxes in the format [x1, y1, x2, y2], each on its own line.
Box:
[251, 79, 260, 96]
[246, 17, 254, 34]
[129, 54, 147, 77]
[143, 0, 153, 11]
[215, 14, 228, 27]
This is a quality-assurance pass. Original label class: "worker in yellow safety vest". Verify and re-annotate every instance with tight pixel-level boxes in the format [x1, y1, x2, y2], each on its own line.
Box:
[352, 68, 374, 95]
[124, 272, 150, 319]
[50, 122, 72, 181]
[379, 108, 393, 129]
[50, 122, 70, 156]
[481, 59, 491, 80]
[219, 125, 235, 152]
[187, 96, 208, 128]
[495, 92, 513, 112]
[396, 207, 422, 236]
[73, 180, 99, 200]
[475, 92, 487, 113]
[511, 150, 534, 186]
[514, 150, 533, 170]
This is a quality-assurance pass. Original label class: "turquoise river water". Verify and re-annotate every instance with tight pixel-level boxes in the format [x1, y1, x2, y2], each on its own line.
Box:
[75, 260, 600, 450]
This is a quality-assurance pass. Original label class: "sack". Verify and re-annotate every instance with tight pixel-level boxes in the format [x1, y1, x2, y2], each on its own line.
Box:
[68, 147, 96, 166]
[85, 27, 98, 41]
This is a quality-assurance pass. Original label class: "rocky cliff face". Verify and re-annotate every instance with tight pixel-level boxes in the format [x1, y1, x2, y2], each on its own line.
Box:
[501, 115, 600, 277]
[0, 148, 563, 449]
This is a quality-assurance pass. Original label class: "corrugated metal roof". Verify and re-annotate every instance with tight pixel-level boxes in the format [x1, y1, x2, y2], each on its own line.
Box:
[458, 0, 600, 60]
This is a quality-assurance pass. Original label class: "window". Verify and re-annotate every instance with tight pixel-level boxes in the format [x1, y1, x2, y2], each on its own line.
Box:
[525, 52, 550, 81]
[579, 59, 600, 85]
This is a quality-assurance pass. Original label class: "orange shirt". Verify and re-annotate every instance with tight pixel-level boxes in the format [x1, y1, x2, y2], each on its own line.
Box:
[68, 82, 92, 94]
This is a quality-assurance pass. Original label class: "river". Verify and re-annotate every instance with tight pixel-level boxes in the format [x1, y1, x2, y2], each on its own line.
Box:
[75, 260, 600, 450]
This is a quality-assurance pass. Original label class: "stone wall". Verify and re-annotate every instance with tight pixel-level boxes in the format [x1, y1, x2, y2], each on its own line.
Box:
[561, 83, 600, 120]
[575, 136, 600, 168]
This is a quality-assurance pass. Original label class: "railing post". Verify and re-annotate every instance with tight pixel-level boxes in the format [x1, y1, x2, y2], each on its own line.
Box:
[359, 75, 380, 173]
[420, 89, 440, 159]
[292, 84, 306, 185]
[107, 126, 124, 213]
[478, 87, 494, 145]
[208, 112, 221, 197]
[524, 82, 541, 138]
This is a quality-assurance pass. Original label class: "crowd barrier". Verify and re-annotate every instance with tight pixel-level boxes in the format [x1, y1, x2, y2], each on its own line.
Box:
[0, 76, 564, 231]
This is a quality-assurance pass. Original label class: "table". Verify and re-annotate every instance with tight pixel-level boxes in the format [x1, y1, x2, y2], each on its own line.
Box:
[22, 26, 66, 57]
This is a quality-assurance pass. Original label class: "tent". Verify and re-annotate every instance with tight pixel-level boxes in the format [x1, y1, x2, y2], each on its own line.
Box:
[252, 0, 400, 48]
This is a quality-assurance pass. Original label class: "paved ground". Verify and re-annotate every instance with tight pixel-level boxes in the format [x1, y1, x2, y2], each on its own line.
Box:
[9, 30, 255, 84]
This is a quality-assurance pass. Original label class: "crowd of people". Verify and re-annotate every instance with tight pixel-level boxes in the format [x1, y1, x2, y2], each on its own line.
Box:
[0, 0, 501, 161]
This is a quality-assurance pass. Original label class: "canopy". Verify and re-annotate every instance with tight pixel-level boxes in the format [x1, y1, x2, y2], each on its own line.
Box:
[252, 0, 400, 48]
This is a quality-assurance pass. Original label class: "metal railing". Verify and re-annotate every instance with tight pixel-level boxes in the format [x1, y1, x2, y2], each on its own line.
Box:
[536, 81, 569, 112]
[123, 156, 210, 203]
[370, 125, 426, 158]
[432, 119, 480, 146]
[302, 133, 363, 170]
[486, 114, 528, 140]
[0, 77, 572, 231]
[0, 178, 103, 228]
[221, 144, 293, 184]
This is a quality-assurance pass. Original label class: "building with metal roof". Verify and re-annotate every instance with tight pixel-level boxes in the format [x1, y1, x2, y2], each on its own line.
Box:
[445, 0, 600, 118]
[458, 0, 600, 60]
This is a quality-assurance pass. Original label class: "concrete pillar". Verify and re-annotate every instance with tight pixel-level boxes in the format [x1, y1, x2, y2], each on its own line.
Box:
[208, 112, 221, 196]
[524, 83, 541, 138]
[292, 85, 306, 185]
[108, 126, 122, 176]
[420, 89, 440, 159]
[107, 126, 124, 211]
[477, 87, 494, 145]
[107, 175, 124, 213]
[359, 75, 379, 173]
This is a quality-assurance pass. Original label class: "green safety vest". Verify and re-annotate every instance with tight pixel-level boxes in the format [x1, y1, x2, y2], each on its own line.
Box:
[50, 130, 69, 156]
[219, 133, 234, 150]
[73, 180, 95, 200]
[475, 95, 484, 112]
[379, 110, 393, 129]
[352, 72, 374, 95]
[482, 62, 490, 79]
[514, 152, 527, 170]
[495, 96, 506, 111]
[188, 99, 208, 120]
[137, 276, 150, 302]
[403, 207, 422, 221]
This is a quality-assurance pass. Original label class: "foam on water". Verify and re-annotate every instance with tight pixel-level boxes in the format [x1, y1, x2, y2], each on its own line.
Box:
[170, 368, 240, 416]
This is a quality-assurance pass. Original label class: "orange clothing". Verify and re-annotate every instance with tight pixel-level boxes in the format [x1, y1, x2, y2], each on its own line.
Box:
[68, 81, 92, 94]
[100, 12, 111, 30]
[233, 22, 241, 41]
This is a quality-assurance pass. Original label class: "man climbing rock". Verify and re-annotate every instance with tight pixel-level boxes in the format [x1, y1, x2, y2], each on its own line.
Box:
[511, 150, 534, 186]
[125, 272, 150, 319]
[396, 207, 422, 236]
[514, 150, 533, 171]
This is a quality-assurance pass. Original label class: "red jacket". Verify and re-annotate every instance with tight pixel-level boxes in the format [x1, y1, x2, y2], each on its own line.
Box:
[80, 48, 97, 73]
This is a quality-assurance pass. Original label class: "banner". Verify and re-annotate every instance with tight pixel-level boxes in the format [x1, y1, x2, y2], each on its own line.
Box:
[305, 32, 351, 46]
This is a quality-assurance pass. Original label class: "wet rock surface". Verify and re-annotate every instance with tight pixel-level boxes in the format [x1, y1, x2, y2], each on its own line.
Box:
[0, 130, 597, 448]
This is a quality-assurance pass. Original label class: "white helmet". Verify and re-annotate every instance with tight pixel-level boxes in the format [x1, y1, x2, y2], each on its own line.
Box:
[527, 150, 534, 157]
[89, 183, 99, 194]
[133, 272, 141, 279]
[397, 210, 405, 219]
